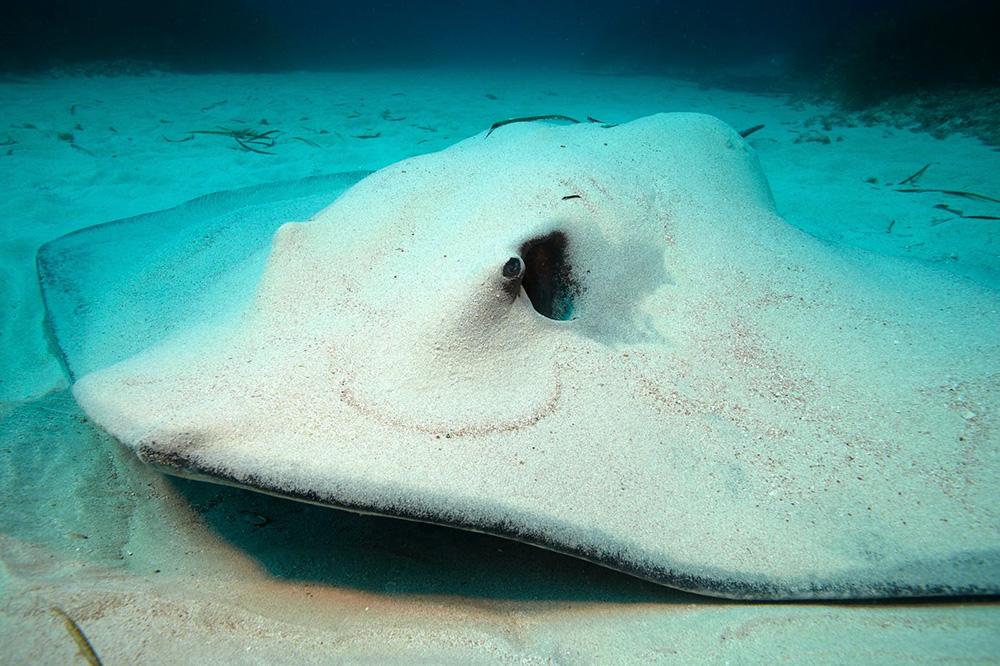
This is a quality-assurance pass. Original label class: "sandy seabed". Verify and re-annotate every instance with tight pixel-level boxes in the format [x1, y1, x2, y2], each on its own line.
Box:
[1, 68, 999, 663]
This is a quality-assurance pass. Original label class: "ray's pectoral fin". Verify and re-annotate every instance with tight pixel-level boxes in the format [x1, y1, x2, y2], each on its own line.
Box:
[37, 171, 370, 380]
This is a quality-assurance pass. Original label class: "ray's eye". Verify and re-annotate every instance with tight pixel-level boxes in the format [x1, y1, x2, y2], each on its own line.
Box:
[502, 257, 523, 279]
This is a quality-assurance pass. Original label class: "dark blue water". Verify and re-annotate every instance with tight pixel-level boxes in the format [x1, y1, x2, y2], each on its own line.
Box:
[4, 0, 999, 101]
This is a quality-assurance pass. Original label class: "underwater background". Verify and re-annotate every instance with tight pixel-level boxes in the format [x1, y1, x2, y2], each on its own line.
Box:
[2, 0, 999, 663]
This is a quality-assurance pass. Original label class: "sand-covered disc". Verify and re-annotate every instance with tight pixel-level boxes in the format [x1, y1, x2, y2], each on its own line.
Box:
[40, 113, 1000, 599]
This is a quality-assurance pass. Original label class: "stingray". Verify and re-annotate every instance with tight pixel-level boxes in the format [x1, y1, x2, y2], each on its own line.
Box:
[38, 113, 1000, 600]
